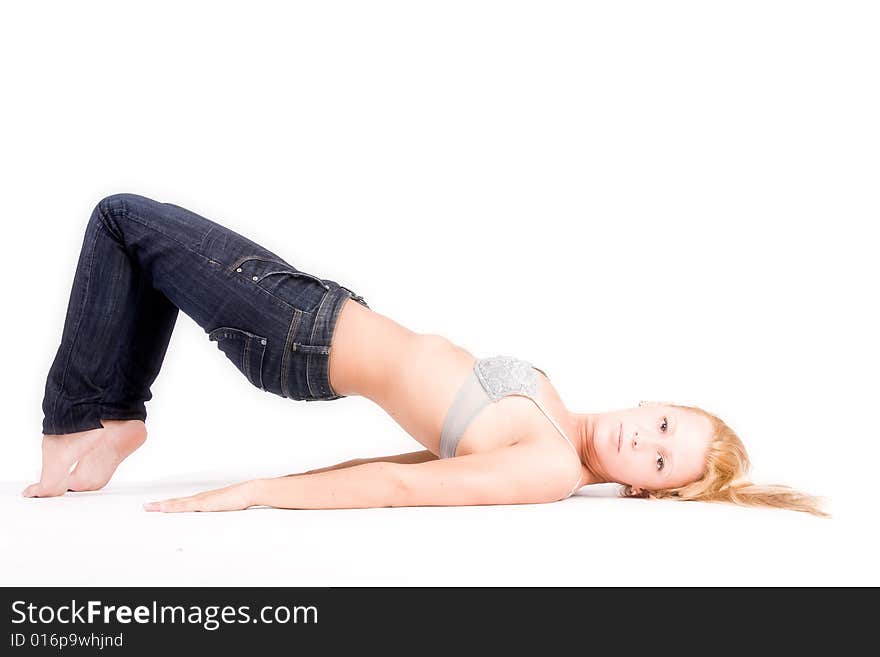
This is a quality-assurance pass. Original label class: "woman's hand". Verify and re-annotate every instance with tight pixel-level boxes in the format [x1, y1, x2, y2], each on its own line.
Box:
[143, 480, 258, 513]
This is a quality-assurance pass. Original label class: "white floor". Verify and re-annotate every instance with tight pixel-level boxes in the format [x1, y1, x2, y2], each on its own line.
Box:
[2, 479, 872, 587]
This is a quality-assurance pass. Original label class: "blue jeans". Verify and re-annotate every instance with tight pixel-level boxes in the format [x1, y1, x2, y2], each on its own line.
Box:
[41, 193, 369, 435]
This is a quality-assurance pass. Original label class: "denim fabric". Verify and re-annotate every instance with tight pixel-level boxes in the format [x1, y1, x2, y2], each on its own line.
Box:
[41, 193, 369, 435]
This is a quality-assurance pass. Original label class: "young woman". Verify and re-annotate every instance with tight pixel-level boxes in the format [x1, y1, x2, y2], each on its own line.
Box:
[25, 193, 828, 517]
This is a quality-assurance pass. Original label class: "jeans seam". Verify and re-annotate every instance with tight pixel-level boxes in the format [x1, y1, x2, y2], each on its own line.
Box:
[50, 220, 102, 433]
[228, 254, 291, 272]
[306, 291, 330, 398]
[255, 341, 266, 390]
[242, 335, 251, 385]
[228, 268, 306, 314]
[325, 292, 344, 399]
[228, 263, 327, 315]
[281, 309, 302, 398]
[111, 203, 312, 317]
[104, 203, 217, 270]
[197, 225, 215, 254]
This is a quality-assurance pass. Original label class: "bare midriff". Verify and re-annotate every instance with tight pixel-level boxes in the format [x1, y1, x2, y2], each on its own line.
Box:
[328, 297, 584, 463]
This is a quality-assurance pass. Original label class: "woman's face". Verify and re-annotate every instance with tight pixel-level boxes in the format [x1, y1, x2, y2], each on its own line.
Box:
[591, 404, 714, 494]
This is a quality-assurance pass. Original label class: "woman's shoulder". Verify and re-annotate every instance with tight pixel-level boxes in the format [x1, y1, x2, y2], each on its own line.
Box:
[486, 439, 584, 502]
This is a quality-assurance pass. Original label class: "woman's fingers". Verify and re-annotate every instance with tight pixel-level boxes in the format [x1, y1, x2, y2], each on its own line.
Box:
[144, 482, 255, 513]
[143, 496, 199, 512]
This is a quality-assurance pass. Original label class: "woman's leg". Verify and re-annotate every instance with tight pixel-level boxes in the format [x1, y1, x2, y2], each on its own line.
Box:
[41, 191, 319, 435]
[27, 194, 202, 496]
[28, 192, 368, 497]
[28, 193, 252, 496]
[41, 200, 182, 436]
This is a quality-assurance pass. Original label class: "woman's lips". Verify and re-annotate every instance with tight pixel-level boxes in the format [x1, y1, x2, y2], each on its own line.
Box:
[617, 421, 622, 452]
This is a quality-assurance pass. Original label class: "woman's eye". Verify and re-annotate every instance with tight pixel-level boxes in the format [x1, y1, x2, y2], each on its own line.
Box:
[660, 416, 668, 432]
[656, 453, 665, 471]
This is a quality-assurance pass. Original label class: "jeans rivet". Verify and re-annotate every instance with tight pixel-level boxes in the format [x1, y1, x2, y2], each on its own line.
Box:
[252, 276, 258, 281]
[236, 268, 242, 272]
[260, 339, 267, 345]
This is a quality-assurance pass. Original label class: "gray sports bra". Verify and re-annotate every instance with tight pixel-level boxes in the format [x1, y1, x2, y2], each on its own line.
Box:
[439, 355, 583, 499]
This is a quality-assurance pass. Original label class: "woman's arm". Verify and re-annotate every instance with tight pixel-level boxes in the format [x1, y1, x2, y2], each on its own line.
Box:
[255, 461, 406, 509]
[143, 443, 570, 512]
[145, 462, 408, 512]
[260, 444, 567, 509]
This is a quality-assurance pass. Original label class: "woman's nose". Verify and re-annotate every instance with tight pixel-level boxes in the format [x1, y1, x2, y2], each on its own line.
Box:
[633, 431, 661, 451]
[632, 431, 653, 450]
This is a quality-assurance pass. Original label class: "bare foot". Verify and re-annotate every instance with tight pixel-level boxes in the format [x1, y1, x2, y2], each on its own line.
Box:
[22, 420, 147, 497]
[22, 426, 105, 498]
[66, 420, 147, 492]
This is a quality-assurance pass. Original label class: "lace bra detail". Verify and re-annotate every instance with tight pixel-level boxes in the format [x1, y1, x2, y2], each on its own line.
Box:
[474, 356, 540, 401]
[438, 355, 583, 499]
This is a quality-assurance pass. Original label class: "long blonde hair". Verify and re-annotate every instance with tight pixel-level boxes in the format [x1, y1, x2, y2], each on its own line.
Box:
[620, 403, 830, 517]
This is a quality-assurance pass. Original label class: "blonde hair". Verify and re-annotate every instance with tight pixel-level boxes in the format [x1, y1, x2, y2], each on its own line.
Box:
[620, 403, 830, 518]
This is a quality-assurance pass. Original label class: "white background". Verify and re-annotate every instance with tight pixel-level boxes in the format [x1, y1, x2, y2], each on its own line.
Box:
[1, 1, 877, 586]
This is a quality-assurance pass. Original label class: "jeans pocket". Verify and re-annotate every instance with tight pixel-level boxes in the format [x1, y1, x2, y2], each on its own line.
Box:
[289, 341, 336, 401]
[208, 326, 268, 390]
[230, 256, 331, 314]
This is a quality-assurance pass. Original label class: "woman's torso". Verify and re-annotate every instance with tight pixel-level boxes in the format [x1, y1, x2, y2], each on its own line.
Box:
[328, 298, 588, 476]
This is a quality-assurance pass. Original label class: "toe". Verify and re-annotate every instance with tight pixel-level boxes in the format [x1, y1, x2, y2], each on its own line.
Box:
[22, 482, 50, 497]
[22, 481, 67, 498]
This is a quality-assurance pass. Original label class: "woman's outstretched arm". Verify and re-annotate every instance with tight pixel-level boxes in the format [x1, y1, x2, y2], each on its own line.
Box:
[143, 443, 571, 512]
[143, 462, 408, 512]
